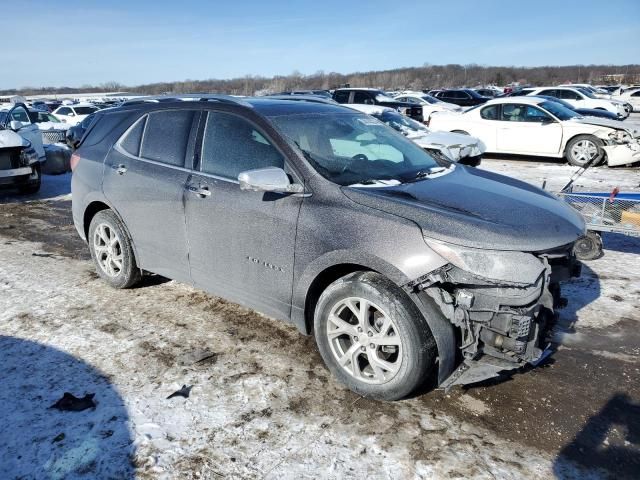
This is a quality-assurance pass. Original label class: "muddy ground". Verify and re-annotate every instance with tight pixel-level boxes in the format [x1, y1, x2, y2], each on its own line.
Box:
[0, 156, 639, 479]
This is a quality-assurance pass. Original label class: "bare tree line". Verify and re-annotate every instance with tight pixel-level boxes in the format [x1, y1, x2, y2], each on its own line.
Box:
[3, 64, 640, 97]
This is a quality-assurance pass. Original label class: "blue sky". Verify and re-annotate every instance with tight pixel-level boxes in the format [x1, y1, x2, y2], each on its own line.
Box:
[3, 0, 639, 89]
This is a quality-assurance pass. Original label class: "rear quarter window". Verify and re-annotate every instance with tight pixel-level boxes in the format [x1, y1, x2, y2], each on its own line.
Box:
[119, 116, 147, 157]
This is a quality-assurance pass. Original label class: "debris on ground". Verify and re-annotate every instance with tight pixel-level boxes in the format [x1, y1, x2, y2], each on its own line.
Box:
[49, 392, 96, 412]
[167, 385, 193, 399]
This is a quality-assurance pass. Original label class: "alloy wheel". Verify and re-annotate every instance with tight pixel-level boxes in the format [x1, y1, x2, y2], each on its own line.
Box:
[93, 223, 123, 278]
[571, 139, 599, 163]
[326, 297, 402, 384]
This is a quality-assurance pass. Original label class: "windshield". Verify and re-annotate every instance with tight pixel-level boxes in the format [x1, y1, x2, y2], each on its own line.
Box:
[576, 88, 597, 99]
[74, 106, 98, 115]
[420, 95, 439, 104]
[270, 112, 443, 186]
[540, 101, 580, 121]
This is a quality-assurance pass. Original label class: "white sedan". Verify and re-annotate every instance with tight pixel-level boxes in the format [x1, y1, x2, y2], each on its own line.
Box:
[527, 87, 629, 119]
[52, 103, 99, 126]
[428, 97, 640, 167]
[393, 92, 462, 116]
[347, 104, 485, 166]
[614, 87, 640, 112]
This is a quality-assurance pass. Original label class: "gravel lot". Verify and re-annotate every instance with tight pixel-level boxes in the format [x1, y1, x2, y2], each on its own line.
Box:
[1, 130, 639, 479]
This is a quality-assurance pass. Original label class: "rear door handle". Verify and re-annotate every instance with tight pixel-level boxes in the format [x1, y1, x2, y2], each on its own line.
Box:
[187, 184, 211, 198]
[112, 164, 127, 175]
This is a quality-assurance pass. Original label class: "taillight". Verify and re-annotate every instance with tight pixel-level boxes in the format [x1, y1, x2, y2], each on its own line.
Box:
[70, 153, 81, 172]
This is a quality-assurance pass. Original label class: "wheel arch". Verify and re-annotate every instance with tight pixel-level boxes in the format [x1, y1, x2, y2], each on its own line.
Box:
[295, 256, 458, 387]
[83, 200, 141, 264]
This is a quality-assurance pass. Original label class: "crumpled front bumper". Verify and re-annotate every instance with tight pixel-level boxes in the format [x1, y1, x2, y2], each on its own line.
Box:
[410, 244, 581, 389]
[603, 142, 640, 167]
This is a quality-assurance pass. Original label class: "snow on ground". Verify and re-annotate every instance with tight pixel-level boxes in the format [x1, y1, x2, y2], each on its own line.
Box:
[0, 137, 639, 479]
[0, 237, 598, 480]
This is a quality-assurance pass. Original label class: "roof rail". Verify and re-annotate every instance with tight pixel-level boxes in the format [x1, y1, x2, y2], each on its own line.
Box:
[262, 94, 338, 105]
[121, 94, 254, 108]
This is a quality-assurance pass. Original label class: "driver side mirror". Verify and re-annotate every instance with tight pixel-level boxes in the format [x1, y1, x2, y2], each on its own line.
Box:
[9, 120, 23, 131]
[238, 167, 303, 194]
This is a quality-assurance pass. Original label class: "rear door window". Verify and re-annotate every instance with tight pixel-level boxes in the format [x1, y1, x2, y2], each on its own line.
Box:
[353, 91, 374, 104]
[480, 105, 500, 120]
[200, 111, 284, 180]
[333, 91, 350, 103]
[57, 107, 72, 116]
[139, 110, 197, 167]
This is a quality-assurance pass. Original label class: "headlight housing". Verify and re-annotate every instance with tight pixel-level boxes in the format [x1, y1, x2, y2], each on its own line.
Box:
[424, 237, 545, 285]
[608, 130, 632, 144]
[19, 145, 38, 166]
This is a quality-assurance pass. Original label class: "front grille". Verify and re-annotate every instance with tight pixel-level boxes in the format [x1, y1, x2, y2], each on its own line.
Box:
[0, 148, 21, 170]
[41, 130, 67, 144]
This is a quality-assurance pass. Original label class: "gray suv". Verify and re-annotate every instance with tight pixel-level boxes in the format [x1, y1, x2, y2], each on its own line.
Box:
[72, 95, 584, 400]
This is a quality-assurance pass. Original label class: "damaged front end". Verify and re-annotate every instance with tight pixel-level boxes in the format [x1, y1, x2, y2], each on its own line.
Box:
[408, 240, 581, 389]
[600, 129, 640, 167]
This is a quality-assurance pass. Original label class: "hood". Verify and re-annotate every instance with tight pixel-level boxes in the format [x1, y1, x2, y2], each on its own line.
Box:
[36, 121, 70, 131]
[0, 129, 29, 148]
[570, 117, 639, 137]
[407, 131, 485, 161]
[342, 166, 585, 252]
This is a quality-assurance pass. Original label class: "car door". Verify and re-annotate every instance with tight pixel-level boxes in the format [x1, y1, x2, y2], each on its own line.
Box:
[6, 104, 45, 159]
[496, 104, 562, 154]
[557, 89, 582, 109]
[184, 109, 304, 321]
[103, 108, 200, 282]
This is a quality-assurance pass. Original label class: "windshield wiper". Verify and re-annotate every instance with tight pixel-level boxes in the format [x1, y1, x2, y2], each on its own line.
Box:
[404, 167, 447, 183]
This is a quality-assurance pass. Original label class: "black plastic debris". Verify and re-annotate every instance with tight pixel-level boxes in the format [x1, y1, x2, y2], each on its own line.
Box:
[50, 392, 96, 411]
[167, 385, 192, 400]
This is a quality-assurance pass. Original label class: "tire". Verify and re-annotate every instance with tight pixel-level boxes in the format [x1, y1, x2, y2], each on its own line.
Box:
[565, 135, 604, 167]
[88, 209, 142, 288]
[573, 231, 603, 261]
[18, 164, 41, 195]
[314, 271, 438, 401]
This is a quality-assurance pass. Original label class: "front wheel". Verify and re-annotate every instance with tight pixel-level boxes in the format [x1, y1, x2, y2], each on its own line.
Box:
[565, 135, 604, 167]
[19, 164, 41, 195]
[314, 271, 438, 401]
[88, 210, 142, 288]
[574, 231, 603, 261]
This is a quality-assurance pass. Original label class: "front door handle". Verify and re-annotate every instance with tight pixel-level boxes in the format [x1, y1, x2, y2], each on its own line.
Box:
[187, 184, 211, 198]
[112, 164, 127, 175]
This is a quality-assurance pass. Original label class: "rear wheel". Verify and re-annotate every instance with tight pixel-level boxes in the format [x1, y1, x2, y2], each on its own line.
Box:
[565, 135, 604, 167]
[314, 271, 438, 401]
[88, 210, 142, 288]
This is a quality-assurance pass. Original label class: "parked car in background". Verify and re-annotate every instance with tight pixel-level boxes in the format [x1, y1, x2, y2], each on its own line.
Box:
[53, 103, 99, 125]
[0, 129, 42, 194]
[559, 84, 611, 98]
[0, 103, 46, 161]
[615, 88, 640, 112]
[347, 103, 485, 166]
[428, 97, 640, 167]
[72, 94, 585, 399]
[276, 90, 333, 98]
[393, 92, 462, 117]
[66, 113, 97, 148]
[527, 87, 629, 119]
[28, 108, 71, 145]
[432, 89, 491, 107]
[474, 88, 501, 98]
[532, 95, 619, 120]
[332, 88, 423, 121]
